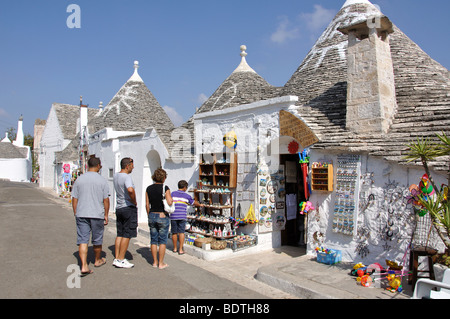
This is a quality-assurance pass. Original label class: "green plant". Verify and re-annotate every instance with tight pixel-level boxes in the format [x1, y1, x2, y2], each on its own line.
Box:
[433, 252, 450, 267]
[405, 132, 450, 256]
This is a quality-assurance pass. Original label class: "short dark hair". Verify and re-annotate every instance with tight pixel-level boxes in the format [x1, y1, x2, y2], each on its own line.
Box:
[88, 157, 101, 168]
[120, 157, 133, 169]
[152, 168, 167, 183]
[178, 180, 188, 189]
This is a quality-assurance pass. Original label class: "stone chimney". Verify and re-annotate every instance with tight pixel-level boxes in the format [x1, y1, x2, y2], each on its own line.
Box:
[13, 115, 24, 147]
[79, 96, 89, 149]
[339, 15, 397, 134]
[80, 96, 88, 131]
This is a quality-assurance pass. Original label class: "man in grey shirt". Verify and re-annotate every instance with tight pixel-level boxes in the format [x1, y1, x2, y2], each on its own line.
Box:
[113, 157, 137, 268]
[72, 157, 110, 276]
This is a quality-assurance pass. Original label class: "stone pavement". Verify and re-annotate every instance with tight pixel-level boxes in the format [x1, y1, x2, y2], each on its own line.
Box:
[40, 186, 414, 299]
[136, 223, 414, 299]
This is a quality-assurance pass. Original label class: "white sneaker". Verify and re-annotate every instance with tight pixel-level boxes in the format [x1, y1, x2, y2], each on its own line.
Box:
[121, 259, 134, 268]
[114, 258, 134, 268]
[112, 259, 121, 267]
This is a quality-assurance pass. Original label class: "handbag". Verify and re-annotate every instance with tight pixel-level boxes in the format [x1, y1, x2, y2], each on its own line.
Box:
[162, 184, 175, 214]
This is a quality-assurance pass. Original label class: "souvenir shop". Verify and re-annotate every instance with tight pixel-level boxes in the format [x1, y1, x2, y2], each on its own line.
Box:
[186, 96, 447, 264]
[186, 96, 320, 254]
[186, 148, 312, 254]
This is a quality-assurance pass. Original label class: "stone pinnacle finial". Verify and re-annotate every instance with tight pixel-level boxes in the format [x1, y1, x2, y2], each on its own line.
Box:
[232, 45, 256, 74]
[128, 60, 144, 82]
[240, 45, 248, 58]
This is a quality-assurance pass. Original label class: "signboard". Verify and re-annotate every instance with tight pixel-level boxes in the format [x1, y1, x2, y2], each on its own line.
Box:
[279, 110, 319, 148]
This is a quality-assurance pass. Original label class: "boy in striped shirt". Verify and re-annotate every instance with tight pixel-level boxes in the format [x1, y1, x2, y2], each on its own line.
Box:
[170, 180, 203, 254]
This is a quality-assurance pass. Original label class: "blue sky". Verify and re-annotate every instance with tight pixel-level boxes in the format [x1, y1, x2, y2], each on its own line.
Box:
[1, 0, 449, 136]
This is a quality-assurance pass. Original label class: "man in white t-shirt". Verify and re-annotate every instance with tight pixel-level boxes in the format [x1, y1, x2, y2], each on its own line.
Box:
[72, 157, 110, 276]
[112, 157, 137, 268]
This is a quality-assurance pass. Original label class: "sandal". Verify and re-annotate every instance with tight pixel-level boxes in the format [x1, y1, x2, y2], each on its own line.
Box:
[80, 269, 93, 277]
[94, 258, 107, 267]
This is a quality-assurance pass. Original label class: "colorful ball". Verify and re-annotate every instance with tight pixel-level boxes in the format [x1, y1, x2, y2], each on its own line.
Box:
[223, 130, 237, 149]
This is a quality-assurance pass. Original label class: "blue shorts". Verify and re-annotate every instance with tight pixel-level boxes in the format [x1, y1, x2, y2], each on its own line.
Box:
[148, 213, 170, 245]
[171, 219, 187, 234]
[76, 217, 105, 245]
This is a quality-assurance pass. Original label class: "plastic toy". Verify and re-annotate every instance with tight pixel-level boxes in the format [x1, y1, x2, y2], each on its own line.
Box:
[419, 174, 434, 195]
[386, 259, 403, 271]
[353, 262, 365, 270]
[315, 247, 332, 254]
[354, 257, 411, 292]
[386, 273, 403, 293]
[299, 201, 315, 215]
[356, 269, 365, 277]
[232, 204, 258, 226]
[298, 149, 309, 163]
[406, 183, 428, 216]
[360, 274, 373, 287]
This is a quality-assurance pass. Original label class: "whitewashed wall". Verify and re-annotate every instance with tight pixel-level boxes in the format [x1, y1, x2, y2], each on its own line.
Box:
[0, 157, 31, 182]
[89, 127, 197, 223]
[307, 150, 447, 264]
[39, 107, 68, 190]
[193, 96, 300, 249]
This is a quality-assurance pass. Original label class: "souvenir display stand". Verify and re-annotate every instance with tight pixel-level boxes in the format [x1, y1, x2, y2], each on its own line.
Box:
[257, 165, 286, 233]
[332, 155, 361, 236]
[190, 187, 236, 239]
[311, 162, 333, 192]
[189, 153, 238, 245]
[198, 153, 237, 188]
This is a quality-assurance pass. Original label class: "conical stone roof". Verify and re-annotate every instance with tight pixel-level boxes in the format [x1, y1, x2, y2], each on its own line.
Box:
[0, 140, 28, 159]
[92, 61, 174, 135]
[196, 45, 280, 114]
[283, 1, 382, 130]
[283, 0, 449, 171]
[170, 46, 281, 162]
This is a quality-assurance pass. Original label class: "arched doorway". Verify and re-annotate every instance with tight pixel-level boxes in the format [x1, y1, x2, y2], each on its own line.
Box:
[140, 150, 161, 221]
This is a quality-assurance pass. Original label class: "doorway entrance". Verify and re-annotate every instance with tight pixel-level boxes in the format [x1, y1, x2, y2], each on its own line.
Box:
[280, 153, 308, 247]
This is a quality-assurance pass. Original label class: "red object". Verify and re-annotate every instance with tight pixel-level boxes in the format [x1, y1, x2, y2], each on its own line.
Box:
[288, 140, 299, 154]
[301, 163, 310, 199]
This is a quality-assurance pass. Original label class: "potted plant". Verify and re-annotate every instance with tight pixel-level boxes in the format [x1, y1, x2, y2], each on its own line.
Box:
[405, 132, 450, 280]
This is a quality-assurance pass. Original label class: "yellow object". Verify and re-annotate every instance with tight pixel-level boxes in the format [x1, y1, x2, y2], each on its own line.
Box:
[387, 274, 401, 290]
[223, 130, 237, 149]
[353, 262, 365, 270]
[244, 204, 256, 221]
[386, 259, 403, 270]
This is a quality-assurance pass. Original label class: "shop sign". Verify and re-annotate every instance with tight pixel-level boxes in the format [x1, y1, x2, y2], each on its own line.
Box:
[279, 110, 319, 148]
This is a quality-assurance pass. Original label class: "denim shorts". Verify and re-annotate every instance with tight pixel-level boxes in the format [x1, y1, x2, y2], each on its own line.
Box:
[76, 217, 105, 245]
[148, 213, 170, 245]
[171, 219, 187, 234]
[116, 206, 138, 238]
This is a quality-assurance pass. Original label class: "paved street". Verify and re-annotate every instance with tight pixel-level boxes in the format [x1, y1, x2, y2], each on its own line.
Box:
[0, 180, 295, 301]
